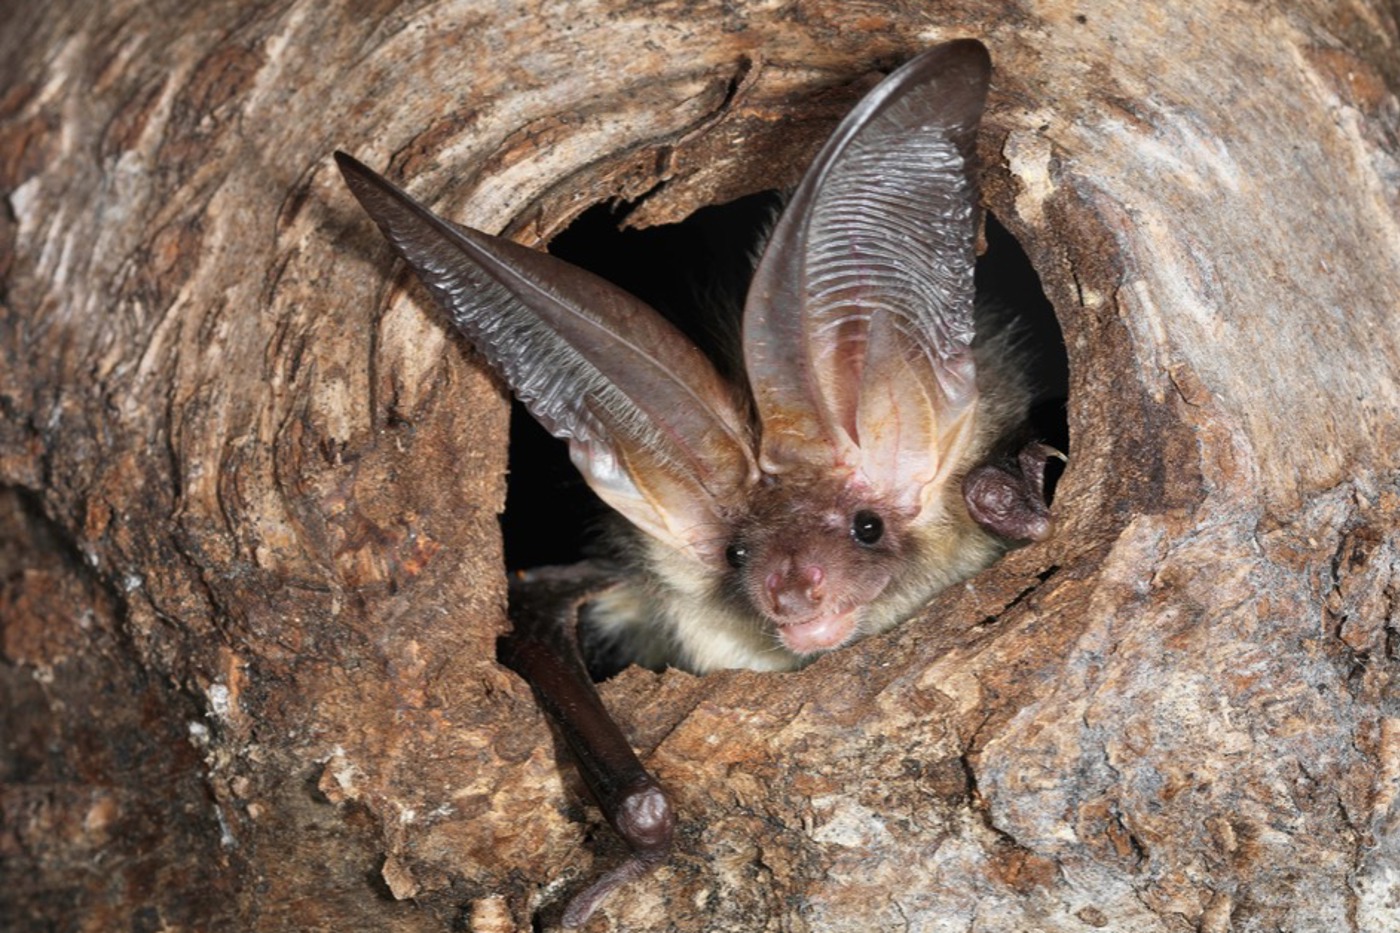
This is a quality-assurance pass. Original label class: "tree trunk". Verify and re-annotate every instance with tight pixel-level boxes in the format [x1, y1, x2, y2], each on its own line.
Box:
[3, 1, 1397, 931]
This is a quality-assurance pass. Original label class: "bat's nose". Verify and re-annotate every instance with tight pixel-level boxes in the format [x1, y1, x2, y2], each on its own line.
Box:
[765, 563, 825, 617]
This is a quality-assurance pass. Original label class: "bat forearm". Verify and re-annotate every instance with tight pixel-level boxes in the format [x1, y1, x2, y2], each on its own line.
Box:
[497, 565, 675, 927]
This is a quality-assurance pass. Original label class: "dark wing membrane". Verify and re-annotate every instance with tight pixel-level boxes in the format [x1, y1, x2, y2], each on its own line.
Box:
[743, 41, 989, 507]
[336, 153, 756, 558]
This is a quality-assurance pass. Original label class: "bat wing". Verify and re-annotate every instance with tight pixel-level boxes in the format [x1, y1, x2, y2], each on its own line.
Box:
[743, 40, 990, 514]
[336, 153, 757, 561]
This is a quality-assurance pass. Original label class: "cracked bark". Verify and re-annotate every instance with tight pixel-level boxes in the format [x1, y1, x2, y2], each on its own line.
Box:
[3, 1, 1399, 931]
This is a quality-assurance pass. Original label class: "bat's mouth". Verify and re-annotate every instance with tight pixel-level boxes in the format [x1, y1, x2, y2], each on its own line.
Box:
[775, 606, 860, 655]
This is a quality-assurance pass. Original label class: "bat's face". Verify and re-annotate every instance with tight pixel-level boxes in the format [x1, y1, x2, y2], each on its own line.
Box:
[723, 471, 914, 656]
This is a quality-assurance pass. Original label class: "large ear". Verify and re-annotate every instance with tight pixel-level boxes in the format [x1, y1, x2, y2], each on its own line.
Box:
[743, 40, 990, 513]
[336, 153, 757, 561]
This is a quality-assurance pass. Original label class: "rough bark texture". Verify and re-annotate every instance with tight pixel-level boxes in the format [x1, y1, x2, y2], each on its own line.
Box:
[3, 1, 1398, 931]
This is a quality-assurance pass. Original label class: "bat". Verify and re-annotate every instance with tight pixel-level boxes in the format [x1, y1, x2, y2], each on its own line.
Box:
[336, 38, 1054, 926]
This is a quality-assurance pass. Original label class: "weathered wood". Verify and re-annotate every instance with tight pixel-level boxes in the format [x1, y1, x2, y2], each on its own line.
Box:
[2, 1, 1397, 930]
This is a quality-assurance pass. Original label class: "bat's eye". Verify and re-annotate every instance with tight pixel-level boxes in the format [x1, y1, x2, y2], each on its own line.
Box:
[725, 542, 749, 568]
[851, 510, 885, 546]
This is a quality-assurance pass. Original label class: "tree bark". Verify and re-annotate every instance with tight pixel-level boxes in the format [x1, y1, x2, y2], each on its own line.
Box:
[3, 1, 1398, 931]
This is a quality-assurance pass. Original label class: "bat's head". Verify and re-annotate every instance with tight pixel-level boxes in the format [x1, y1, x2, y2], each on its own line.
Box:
[723, 470, 918, 656]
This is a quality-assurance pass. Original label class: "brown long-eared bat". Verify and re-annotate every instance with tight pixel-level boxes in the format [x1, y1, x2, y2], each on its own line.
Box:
[337, 38, 1054, 926]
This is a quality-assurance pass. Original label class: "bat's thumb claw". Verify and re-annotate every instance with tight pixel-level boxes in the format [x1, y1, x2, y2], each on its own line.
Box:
[561, 776, 675, 927]
[614, 781, 676, 851]
[963, 441, 1060, 543]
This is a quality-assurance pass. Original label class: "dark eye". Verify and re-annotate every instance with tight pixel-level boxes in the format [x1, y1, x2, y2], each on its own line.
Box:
[852, 510, 884, 546]
[725, 542, 748, 568]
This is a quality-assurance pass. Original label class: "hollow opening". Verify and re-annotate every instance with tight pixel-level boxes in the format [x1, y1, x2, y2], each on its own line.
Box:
[499, 196, 1069, 572]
